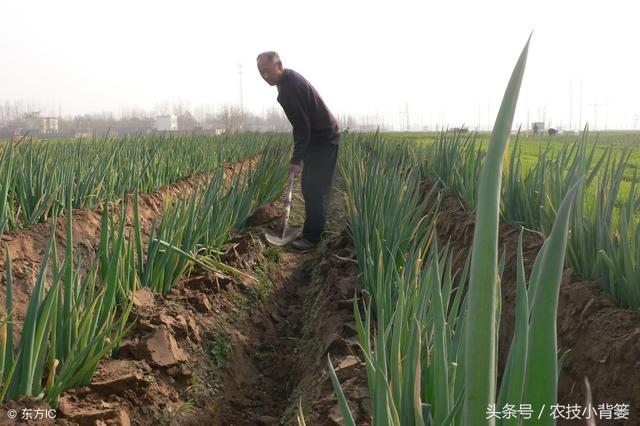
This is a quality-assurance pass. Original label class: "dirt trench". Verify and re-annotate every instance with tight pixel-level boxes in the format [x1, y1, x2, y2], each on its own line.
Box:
[211, 231, 371, 425]
[212, 174, 371, 425]
[213, 248, 314, 424]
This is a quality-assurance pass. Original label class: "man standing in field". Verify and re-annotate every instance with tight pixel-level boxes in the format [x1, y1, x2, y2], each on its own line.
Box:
[256, 51, 340, 250]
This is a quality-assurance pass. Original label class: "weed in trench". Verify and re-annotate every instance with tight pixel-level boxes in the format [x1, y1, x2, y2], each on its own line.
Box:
[263, 244, 283, 264]
[153, 402, 198, 426]
[248, 267, 275, 302]
[206, 331, 232, 372]
[254, 350, 275, 361]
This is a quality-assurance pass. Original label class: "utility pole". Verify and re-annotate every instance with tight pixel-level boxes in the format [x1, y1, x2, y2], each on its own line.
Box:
[405, 101, 410, 131]
[487, 101, 491, 131]
[238, 63, 245, 132]
[237, 63, 244, 115]
[569, 80, 573, 132]
[579, 81, 583, 131]
[588, 97, 605, 131]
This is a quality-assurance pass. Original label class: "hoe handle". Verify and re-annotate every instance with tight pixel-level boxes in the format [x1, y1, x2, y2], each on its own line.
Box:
[281, 172, 295, 238]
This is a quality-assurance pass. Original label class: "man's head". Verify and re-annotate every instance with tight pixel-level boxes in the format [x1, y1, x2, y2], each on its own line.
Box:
[257, 51, 284, 86]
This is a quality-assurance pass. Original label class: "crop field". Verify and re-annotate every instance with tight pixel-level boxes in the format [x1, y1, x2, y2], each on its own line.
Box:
[391, 131, 640, 183]
[0, 47, 638, 426]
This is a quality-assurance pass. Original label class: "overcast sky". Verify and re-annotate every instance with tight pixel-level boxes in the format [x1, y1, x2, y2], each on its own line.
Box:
[1, 0, 639, 130]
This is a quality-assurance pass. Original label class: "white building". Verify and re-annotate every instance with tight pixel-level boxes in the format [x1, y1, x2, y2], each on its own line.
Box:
[25, 112, 59, 134]
[531, 121, 545, 134]
[156, 114, 178, 131]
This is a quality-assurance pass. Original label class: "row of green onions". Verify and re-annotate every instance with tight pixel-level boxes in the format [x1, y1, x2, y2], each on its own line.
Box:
[0, 133, 276, 231]
[327, 38, 582, 425]
[0, 139, 290, 406]
[417, 81, 639, 310]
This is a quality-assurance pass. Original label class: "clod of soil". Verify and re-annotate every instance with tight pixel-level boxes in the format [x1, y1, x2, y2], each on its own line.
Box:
[137, 327, 188, 368]
[246, 204, 280, 226]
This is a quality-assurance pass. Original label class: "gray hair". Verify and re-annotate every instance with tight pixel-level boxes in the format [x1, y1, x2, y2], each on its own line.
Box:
[256, 51, 281, 64]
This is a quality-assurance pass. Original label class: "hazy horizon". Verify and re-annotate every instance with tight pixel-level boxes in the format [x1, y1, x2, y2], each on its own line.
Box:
[2, 0, 639, 131]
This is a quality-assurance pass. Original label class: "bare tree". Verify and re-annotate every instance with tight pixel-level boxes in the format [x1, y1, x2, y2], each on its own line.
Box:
[178, 110, 198, 131]
[218, 105, 246, 134]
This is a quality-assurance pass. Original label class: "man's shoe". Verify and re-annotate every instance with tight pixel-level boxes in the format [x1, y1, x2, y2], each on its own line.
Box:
[291, 237, 317, 250]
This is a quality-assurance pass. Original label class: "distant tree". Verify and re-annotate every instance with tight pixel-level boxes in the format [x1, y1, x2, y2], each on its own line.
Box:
[265, 106, 291, 132]
[178, 111, 198, 131]
[219, 105, 245, 134]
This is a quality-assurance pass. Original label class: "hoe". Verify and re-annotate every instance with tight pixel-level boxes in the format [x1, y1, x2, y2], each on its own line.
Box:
[265, 172, 300, 245]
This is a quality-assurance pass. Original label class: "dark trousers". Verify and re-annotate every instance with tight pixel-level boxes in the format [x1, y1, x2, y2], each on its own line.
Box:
[301, 142, 339, 243]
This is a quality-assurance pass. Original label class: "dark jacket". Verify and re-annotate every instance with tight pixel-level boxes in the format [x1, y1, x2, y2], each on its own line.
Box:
[277, 69, 340, 165]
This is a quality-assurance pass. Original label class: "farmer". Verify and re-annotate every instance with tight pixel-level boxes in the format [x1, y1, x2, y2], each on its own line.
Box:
[256, 51, 340, 250]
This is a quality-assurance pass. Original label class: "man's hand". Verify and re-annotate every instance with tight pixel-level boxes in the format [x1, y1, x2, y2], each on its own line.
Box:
[289, 163, 301, 177]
